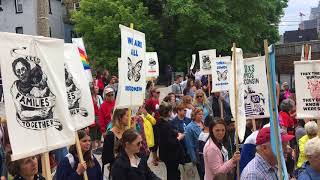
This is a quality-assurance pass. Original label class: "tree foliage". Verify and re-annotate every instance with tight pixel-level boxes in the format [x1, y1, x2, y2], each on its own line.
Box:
[72, 0, 161, 74]
[72, 0, 288, 73]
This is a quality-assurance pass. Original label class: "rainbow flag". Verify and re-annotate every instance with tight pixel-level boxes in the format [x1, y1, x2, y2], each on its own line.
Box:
[78, 47, 90, 70]
[72, 38, 93, 82]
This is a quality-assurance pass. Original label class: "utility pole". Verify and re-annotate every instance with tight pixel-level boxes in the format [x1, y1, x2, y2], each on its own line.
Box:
[37, 1, 51, 179]
[37, 0, 49, 37]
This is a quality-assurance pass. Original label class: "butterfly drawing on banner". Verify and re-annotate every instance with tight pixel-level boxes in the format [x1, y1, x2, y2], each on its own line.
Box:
[217, 70, 228, 81]
[127, 57, 143, 82]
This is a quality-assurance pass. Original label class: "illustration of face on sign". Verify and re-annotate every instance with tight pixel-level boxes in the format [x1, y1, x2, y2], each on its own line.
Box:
[127, 57, 143, 82]
[10, 47, 62, 131]
[202, 55, 211, 70]
[244, 86, 266, 116]
[308, 79, 320, 99]
[148, 58, 156, 70]
[64, 64, 88, 117]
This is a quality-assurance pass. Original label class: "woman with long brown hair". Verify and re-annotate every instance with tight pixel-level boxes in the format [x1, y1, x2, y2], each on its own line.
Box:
[157, 102, 185, 180]
[111, 129, 160, 180]
[204, 119, 240, 180]
[56, 130, 103, 180]
[101, 108, 129, 174]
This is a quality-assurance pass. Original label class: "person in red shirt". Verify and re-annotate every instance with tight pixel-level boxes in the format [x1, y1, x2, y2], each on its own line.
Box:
[89, 84, 103, 150]
[94, 71, 105, 97]
[145, 88, 160, 120]
[99, 88, 115, 137]
[279, 98, 295, 135]
[145, 88, 161, 166]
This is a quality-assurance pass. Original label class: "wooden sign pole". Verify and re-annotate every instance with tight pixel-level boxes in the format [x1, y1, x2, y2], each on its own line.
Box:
[252, 119, 256, 131]
[127, 23, 134, 128]
[75, 133, 88, 180]
[264, 39, 283, 179]
[232, 43, 240, 180]
[207, 75, 211, 96]
[41, 153, 52, 180]
[219, 99, 224, 120]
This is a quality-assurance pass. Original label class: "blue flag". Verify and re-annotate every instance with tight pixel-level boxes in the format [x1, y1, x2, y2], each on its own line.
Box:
[268, 44, 288, 180]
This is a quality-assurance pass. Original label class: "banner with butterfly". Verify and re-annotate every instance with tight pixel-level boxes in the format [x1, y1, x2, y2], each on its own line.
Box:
[211, 56, 231, 92]
[199, 49, 216, 75]
[243, 56, 270, 119]
[0, 32, 75, 160]
[117, 25, 146, 108]
[294, 60, 320, 119]
[146, 52, 159, 79]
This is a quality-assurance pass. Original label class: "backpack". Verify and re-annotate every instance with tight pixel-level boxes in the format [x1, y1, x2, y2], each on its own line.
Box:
[66, 153, 75, 168]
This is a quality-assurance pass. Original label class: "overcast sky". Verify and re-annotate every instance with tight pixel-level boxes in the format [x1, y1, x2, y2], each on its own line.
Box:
[279, 0, 319, 35]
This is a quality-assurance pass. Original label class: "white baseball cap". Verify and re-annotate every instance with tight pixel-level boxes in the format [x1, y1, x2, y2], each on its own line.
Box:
[104, 88, 114, 95]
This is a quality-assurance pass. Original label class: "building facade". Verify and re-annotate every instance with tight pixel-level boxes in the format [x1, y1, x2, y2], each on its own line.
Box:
[283, 28, 318, 43]
[0, 0, 66, 39]
[299, 2, 320, 33]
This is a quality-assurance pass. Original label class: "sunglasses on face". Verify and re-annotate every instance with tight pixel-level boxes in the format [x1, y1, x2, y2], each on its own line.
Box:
[156, 92, 160, 94]
[196, 95, 203, 98]
[106, 94, 114, 97]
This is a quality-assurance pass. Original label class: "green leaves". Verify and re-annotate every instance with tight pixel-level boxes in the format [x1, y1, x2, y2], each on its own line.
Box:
[72, 0, 288, 74]
[72, 0, 161, 74]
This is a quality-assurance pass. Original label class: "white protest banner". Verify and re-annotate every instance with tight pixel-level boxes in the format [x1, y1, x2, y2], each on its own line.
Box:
[229, 48, 246, 142]
[72, 38, 93, 82]
[117, 25, 146, 108]
[64, 44, 94, 130]
[243, 56, 270, 119]
[146, 52, 159, 78]
[190, 54, 196, 70]
[0, 33, 75, 160]
[199, 49, 216, 75]
[294, 60, 320, 118]
[211, 56, 231, 92]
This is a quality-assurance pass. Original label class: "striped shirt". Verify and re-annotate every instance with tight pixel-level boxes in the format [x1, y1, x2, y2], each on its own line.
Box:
[241, 153, 278, 180]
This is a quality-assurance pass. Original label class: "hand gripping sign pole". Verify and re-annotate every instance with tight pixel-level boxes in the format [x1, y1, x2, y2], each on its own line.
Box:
[232, 43, 240, 180]
[76, 133, 89, 180]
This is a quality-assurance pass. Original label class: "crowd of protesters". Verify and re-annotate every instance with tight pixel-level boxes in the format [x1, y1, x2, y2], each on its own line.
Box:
[0, 68, 319, 180]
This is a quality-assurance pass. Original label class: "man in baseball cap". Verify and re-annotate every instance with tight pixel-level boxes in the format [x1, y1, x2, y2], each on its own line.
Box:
[241, 127, 294, 179]
[98, 87, 115, 137]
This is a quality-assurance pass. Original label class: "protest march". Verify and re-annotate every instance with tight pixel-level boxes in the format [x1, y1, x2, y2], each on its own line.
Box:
[0, 1, 320, 180]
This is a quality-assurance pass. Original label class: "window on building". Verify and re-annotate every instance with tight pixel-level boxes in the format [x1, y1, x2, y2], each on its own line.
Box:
[48, 0, 52, 14]
[0, 0, 3, 12]
[74, 2, 80, 11]
[15, 27, 23, 34]
[15, 0, 23, 13]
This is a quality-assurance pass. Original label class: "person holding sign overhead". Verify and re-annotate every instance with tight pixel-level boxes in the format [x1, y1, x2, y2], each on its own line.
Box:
[55, 130, 103, 180]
